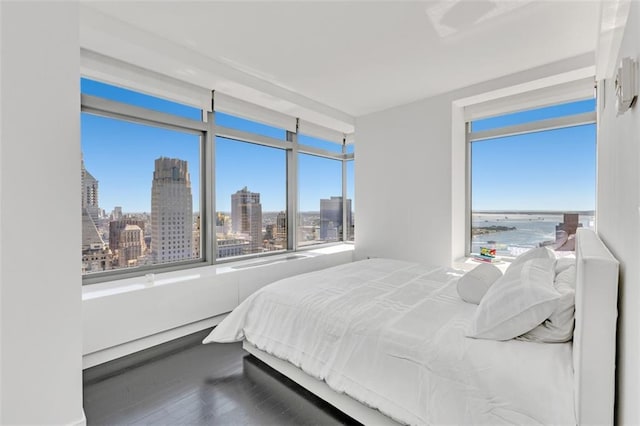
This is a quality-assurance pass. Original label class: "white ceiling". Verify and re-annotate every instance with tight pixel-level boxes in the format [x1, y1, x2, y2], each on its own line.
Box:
[83, 1, 601, 120]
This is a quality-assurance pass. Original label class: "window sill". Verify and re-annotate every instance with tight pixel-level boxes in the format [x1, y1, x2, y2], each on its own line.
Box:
[82, 243, 354, 301]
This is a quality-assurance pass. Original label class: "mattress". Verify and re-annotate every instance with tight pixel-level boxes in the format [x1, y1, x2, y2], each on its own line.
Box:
[204, 258, 575, 425]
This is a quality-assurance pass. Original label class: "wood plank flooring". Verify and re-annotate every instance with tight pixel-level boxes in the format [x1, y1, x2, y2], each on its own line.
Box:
[83, 339, 360, 425]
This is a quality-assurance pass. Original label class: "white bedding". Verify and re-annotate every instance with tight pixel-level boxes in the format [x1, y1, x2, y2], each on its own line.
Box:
[204, 258, 576, 425]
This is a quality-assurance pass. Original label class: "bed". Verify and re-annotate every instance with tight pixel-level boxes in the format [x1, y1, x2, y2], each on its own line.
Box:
[203, 229, 619, 425]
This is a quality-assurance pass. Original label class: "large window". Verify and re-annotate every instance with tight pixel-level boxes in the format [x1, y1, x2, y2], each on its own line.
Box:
[297, 154, 344, 246]
[81, 78, 355, 283]
[469, 99, 596, 256]
[215, 137, 287, 259]
[81, 81, 204, 278]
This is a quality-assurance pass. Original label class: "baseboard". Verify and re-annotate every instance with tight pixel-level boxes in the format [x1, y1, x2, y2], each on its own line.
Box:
[82, 314, 226, 370]
[83, 325, 215, 385]
[68, 410, 87, 426]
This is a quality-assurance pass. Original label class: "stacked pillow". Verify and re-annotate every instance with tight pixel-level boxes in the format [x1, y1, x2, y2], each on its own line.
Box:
[459, 247, 577, 342]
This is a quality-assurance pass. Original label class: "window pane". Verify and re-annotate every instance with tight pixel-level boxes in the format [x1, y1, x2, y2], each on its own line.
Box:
[346, 160, 355, 241]
[81, 113, 201, 275]
[299, 134, 343, 153]
[472, 98, 596, 132]
[471, 123, 595, 256]
[298, 154, 347, 246]
[346, 144, 355, 154]
[216, 137, 287, 259]
[216, 112, 286, 140]
[81, 78, 201, 120]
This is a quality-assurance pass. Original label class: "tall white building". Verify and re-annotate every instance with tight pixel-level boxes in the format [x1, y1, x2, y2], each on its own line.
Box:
[231, 187, 263, 254]
[151, 157, 193, 263]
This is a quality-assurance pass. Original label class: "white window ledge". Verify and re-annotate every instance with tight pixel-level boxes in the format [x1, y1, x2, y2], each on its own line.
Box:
[83, 243, 354, 301]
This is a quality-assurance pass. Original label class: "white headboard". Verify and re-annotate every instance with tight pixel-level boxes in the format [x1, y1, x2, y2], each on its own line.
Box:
[573, 228, 619, 425]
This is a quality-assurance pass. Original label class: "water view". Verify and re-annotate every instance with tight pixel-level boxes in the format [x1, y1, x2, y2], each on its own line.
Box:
[472, 212, 595, 256]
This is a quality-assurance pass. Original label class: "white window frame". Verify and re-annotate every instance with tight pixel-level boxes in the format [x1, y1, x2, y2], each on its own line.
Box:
[465, 103, 597, 257]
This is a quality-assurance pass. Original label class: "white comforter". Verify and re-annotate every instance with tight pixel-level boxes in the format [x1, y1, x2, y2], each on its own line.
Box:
[204, 258, 576, 425]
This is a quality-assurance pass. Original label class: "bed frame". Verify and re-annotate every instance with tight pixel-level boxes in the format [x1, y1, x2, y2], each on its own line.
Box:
[244, 228, 619, 426]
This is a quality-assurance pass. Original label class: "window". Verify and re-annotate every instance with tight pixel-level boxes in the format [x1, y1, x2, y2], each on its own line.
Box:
[215, 137, 287, 259]
[346, 159, 355, 241]
[81, 82, 204, 277]
[81, 77, 355, 283]
[469, 99, 596, 257]
[298, 154, 349, 246]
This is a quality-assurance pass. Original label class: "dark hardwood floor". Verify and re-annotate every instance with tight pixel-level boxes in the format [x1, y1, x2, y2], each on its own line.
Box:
[83, 338, 360, 425]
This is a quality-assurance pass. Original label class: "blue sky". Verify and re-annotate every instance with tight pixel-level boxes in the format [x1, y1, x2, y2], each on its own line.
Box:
[471, 99, 596, 212]
[82, 78, 593, 214]
[81, 78, 353, 213]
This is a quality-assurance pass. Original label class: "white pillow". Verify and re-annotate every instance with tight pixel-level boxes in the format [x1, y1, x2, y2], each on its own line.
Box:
[457, 263, 503, 304]
[554, 257, 575, 274]
[467, 257, 560, 341]
[519, 265, 576, 343]
[508, 247, 556, 271]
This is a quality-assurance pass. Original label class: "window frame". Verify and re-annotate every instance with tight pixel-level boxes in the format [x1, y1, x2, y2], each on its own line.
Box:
[81, 83, 355, 284]
[81, 94, 211, 284]
[465, 102, 597, 257]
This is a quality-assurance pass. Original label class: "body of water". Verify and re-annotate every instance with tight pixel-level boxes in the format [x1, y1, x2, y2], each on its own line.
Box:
[472, 213, 595, 256]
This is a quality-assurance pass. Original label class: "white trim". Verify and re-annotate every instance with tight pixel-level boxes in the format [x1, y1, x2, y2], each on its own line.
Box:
[298, 120, 345, 145]
[81, 49, 212, 112]
[81, 94, 207, 133]
[345, 132, 355, 145]
[82, 315, 226, 369]
[464, 77, 595, 122]
[216, 125, 290, 150]
[455, 66, 595, 110]
[469, 111, 597, 142]
[215, 91, 297, 132]
[243, 342, 401, 426]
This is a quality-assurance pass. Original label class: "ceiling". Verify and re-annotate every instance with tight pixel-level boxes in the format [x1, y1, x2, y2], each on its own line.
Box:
[83, 1, 601, 120]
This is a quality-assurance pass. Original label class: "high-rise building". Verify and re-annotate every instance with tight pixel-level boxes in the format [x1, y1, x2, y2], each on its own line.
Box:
[118, 224, 145, 267]
[231, 186, 263, 254]
[320, 196, 352, 241]
[193, 214, 201, 259]
[81, 157, 101, 224]
[276, 211, 287, 242]
[151, 157, 193, 263]
[112, 206, 123, 220]
[109, 217, 146, 252]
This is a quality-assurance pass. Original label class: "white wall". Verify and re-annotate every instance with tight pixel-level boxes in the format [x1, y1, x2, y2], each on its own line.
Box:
[596, 2, 640, 423]
[0, 2, 84, 425]
[83, 249, 354, 367]
[355, 53, 594, 265]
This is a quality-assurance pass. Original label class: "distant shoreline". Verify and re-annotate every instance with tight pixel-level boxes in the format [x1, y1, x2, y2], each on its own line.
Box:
[472, 225, 516, 236]
[473, 210, 594, 215]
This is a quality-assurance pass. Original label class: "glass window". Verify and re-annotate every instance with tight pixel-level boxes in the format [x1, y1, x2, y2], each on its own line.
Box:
[298, 134, 343, 153]
[81, 78, 201, 120]
[471, 122, 596, 257]
[346, 160, 355, 241]
[81, 113, 201, 275]
[346, 144, 355, 154]
[215, 137, 287, 259]
[472, 98, 596, 132]
[215, 111, 286, 140]
[298, 154, 347, 246]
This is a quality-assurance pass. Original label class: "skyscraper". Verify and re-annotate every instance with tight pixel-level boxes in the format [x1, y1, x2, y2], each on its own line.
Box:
[320, 196, 352, 241]
[231, 186, 263, 254]
[151, 157, 193, 263]
[81, 156, 101, 224]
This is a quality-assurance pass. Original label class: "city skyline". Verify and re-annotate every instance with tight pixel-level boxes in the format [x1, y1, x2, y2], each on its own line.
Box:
[81, 78, 354, 214]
